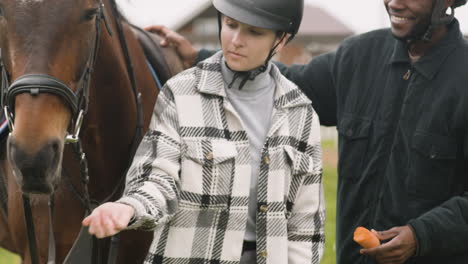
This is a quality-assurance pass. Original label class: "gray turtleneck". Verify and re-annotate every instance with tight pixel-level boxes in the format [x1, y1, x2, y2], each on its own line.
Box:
[221, 58, 276, 242]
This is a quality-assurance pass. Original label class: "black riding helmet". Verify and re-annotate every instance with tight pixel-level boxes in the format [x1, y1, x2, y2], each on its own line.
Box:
[213, 0, 304, 90]
[421, 0, 466, 41]
[213, 0, 303, 43]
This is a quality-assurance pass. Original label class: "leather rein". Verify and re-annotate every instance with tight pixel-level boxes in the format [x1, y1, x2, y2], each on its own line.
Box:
[0, 1, 144, 263]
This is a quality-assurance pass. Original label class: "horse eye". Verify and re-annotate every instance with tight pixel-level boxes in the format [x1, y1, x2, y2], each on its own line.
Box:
[0, 7, 4, 17]
[83, 8, 99, 21]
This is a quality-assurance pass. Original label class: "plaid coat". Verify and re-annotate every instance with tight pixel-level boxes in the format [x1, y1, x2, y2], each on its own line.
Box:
[118, 51, 325, 264]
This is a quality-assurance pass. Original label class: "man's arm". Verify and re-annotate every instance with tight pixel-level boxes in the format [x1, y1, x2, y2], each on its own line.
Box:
[402, 137, 468, 257]
[274, 53, 338, 126]
[407, 192, 468, 256]
[145, 25, 198, 69]
[363, 191, 468, 263]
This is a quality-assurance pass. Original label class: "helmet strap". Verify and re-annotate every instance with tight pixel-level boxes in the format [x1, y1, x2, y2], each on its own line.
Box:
[225, 62, 268, 90]
[218, 16, 289, 90]
[231, 32, 287, 90]
[265, 32, 287, 64]
[217, 12, 223, 42]
[421, 1, 455, 42]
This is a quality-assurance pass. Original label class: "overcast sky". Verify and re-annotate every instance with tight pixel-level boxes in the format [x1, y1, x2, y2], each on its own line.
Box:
[117, 0, 468, 34]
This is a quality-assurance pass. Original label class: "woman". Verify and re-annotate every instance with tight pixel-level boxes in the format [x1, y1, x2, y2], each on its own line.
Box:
[82, 0, 324, 263]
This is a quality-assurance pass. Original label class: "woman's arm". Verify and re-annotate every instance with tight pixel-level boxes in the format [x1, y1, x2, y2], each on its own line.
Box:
[118, 86, 182, 231]
[83, 86, 182, 237]
[287, 110, 326, 263]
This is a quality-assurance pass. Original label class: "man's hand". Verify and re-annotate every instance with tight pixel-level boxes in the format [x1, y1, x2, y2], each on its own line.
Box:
[360, 225, 417, 264]
[145, 25, 197, 69]
[82, 202, 135, 239]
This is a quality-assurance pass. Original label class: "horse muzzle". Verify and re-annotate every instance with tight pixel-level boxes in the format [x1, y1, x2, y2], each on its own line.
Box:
[7, 136, 63, 194]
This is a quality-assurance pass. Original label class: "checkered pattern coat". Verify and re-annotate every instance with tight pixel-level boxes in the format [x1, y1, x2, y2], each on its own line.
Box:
[118, 51, 325, 264]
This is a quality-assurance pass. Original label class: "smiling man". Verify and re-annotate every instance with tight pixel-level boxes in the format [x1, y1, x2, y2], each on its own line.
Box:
[276, 1, 468, 263]
[148, 0, 468, 263]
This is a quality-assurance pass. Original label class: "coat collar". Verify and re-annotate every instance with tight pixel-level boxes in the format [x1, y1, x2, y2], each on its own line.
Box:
[390, 19, 464, 80]
[195, 51, 311, 109]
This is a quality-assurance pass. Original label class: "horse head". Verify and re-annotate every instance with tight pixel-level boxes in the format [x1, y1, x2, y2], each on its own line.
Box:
[0, 0, 185, 261]
[0, 0, 111, 194]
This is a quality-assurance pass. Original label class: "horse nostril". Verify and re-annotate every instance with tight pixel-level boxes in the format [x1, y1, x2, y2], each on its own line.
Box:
[50, 140, 60, 154]
[46, 139, 62, 164]
[8, 138, 62, 171]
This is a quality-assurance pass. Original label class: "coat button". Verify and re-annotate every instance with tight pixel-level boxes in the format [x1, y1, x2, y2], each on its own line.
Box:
[259, 204, 268, 213]
[263, 156, 270, 164]
[430, 147, 437, 159]
[259, 250, 268, 258]
[403, 69, 411, 80]
[205, 152, 214, 160]
[346, 129, 353, 137]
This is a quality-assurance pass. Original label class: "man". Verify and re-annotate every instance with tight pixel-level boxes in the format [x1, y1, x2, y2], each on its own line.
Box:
[147, 0, 468, 263]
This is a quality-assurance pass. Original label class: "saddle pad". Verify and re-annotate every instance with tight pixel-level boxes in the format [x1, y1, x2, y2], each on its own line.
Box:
[0, 112, 7, 143]
[0, 111, 7, 218]
[0, 160, 6, 218]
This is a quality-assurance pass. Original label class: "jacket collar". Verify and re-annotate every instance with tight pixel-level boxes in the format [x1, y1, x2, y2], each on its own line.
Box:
[195, 51, 311, 109]
[195, 51, 228, 97]
[390, 19, 464, 80]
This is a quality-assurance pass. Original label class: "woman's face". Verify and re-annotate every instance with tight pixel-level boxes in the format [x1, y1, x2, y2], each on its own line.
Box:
[221, 16, 286, 71]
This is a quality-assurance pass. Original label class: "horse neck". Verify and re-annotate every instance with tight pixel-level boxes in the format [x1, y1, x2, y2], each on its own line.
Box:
[79, 18, 140, 201]
[73, 0, 159, 201]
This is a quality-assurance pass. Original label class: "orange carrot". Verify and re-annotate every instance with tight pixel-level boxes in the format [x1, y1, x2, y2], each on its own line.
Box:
[353, 226, 380, 249]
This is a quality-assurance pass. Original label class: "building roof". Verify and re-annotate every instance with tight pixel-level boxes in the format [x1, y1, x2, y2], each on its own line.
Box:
[299, 5, 353, 36]
[171, 1, 212, 31]
[175, 2, 354, 36]
[117, 0, 468, 35]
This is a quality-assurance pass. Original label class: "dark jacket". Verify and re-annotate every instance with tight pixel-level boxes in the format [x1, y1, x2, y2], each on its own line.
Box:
[278, 20, 468, 264]
[198, 19, 468, 264]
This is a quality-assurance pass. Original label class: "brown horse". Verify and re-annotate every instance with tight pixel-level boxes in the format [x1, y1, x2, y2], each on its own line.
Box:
[0, 0, 183, 263]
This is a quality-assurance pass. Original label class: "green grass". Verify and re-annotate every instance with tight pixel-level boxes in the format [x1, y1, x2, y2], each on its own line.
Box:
[0, 248, 20, 264]
[0, 141, 339, 264]
[321, 163, 338, 264]
[320, 139, 338, 264]
[321, 139, 337, 149]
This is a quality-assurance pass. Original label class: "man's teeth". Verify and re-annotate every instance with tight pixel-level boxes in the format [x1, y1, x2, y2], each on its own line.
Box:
[392, 15, 409, 21]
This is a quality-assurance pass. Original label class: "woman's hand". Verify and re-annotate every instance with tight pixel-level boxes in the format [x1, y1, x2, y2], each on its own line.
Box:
[82, 202, 135, 239]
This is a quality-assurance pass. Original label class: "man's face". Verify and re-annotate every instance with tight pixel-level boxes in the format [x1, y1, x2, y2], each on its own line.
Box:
[384, 0, 434, 40]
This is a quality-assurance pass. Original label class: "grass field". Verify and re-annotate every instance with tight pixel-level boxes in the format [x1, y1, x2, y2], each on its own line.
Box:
[321, 140, 338, 264]
[0, 248, 19, 264]
[0, 141, 339, 264]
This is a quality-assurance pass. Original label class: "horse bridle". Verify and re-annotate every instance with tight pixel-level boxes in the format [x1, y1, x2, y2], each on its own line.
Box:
[0, 2, 113, 143]
[0, 2, 118, 264]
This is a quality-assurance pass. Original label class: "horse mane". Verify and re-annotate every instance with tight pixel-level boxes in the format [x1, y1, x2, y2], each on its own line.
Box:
[109, 0, 129, 24]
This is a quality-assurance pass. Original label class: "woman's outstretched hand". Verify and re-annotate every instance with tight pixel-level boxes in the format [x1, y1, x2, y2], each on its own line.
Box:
[82, 202, 135, 239]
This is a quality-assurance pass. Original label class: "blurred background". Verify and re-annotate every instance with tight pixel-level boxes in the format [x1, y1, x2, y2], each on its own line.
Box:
[117, 0, 468, 63]
[2, 0, 467, 263]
